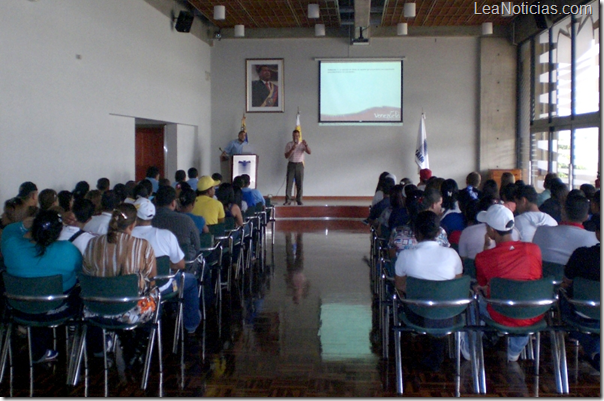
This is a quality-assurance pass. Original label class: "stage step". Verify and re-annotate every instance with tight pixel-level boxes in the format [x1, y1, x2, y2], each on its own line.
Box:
[273, 205, 369, 219]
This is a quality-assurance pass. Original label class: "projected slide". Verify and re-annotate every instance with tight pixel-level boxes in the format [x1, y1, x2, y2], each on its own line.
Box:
[319, 60, 402, 123]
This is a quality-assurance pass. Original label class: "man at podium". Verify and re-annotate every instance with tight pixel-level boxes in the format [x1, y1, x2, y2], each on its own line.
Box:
[221, 130, 251, 161]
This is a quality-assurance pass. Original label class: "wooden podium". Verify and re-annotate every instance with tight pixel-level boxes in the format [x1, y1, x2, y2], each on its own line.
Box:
[221, 154, 258, 189]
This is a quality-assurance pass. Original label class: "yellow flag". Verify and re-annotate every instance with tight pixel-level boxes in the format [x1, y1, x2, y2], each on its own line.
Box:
[295, 111, 302, 141]
[241, 113, 248, 142]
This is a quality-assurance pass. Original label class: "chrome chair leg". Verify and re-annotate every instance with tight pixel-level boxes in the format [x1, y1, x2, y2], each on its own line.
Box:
[394, 329, 403, 394]
[534, 332, 541, 375]
[0, 322, 12, 383]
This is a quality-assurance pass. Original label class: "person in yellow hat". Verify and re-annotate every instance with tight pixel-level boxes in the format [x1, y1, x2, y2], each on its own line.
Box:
[191, 176, 225, 225]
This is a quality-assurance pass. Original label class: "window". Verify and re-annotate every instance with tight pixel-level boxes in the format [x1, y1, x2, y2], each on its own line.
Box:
[520, 0, 600, 189]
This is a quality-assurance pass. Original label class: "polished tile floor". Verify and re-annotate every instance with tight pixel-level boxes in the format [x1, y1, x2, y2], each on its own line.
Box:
[0, 219, 600, 396]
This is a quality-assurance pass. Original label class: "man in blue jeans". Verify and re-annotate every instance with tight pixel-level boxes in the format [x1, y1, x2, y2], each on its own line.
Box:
[132, 198, 201, 334]
[461, 204, 543, 362]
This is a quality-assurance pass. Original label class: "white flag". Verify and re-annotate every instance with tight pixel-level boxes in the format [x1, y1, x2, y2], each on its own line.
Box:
[414, 113, 429, 169]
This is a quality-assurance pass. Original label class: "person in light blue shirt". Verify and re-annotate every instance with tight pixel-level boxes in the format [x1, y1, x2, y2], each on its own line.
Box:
[186, 167, 199, 190]
[221, 130, 248, 160]
[240, 174, 265, 208]
[145, 166, 160, 194]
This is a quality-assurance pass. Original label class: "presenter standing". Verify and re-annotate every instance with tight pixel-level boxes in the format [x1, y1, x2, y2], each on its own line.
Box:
[221, 130, 248, 161]
[284, 129, 311, 205]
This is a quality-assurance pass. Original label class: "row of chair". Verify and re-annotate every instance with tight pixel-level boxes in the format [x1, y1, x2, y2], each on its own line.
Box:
[368, 225, 600, 395]
[0, 202, 274, 396]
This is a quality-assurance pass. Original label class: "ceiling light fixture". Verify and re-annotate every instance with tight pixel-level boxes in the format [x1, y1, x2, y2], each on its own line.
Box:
[234, 24, 245, 37]
[482, 22, 493, 35]
[397, 22, 408, 36]
[308, 3, 320, 19]
[214, 5, 225, 20]
[315, 24, 325, 36]
[404, 3, 416, 18]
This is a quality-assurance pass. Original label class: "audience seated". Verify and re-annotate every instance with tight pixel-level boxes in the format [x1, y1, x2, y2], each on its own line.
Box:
[425, 176, 445, 193]
[461, 204, 543, 363]
[145, 166, 160, 194]
[539, 178, 568, 223]
[372, 172, 394, 206]
[560, 214, 600, 372]
[57, 190, 74, 213]
[240, 174, 266, 208]
[159, 178, 171, 188]
[178, 188, 209, 234]
[385, 184, 409, 231]
[38, 188, 58, 211]
[84, 190, 120, 235]
[152, 185, 200, 262]
[139, 179, 154, 200]
[82, 203, 158, 362]
[439, 178, 466, 239]
[480, 179, 499, 200]
[512, 184, 557, 242]
[192, 176, 225, 225]
[533, 191, 599, 265]
[583, 189, 600, 232]
[417, 169, 432, 191]
[458, 196, 521, 260]
[232, 176, 248, 212]
[388, 188, 449, 258]
[72, 181, 90, 201]
[500, 182, 517, 214]
[187, 167, 199, 190]
[458, 172, 482, 213]
[367, 177, 395, 227]
[59, 198, 96, 254]
[131, 198, 201, 335]
[1, 209, 82, 363]
[499, 172, 516, 193]
[536, 172, 558, 207]
[216, 183, 245, 228]
[85, 189, 102, 215]
[173, 169, 187, 192]
[394, 210, 462, 372]
[14, 181, 39, 222]
[96, 177, 110, 193]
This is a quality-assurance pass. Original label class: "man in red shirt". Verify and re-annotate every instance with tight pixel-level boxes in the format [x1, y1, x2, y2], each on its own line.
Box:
[462, 204, 543, 362]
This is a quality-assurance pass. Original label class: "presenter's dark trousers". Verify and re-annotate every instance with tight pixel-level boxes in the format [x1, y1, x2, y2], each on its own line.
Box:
[285, 161, 304, 204]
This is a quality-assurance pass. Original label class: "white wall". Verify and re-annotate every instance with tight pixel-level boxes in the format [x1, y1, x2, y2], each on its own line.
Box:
[0, 0, 212, 203]
[211, 36, 480, 197]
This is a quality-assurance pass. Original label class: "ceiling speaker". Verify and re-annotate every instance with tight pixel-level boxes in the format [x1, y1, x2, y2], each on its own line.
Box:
[175, 11, 194, 33]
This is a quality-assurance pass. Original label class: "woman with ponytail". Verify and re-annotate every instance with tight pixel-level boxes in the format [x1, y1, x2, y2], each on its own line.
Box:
[1, 209, 82, 362]
[83, 203, 157, 303]
[82, 203, 157, 363]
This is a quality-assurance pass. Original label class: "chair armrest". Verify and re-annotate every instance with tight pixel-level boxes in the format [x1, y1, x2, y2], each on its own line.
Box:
[397, 298, 472, 308]
[4, 293, 70, 302]
[483, 298, 557, 307]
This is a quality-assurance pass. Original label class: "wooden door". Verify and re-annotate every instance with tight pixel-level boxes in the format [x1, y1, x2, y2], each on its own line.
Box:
[135, 126, 165, 182]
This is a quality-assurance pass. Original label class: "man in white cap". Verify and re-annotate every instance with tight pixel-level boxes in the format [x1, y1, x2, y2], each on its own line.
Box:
[131, 197, 201, 334]
[461, 204, 543, 363]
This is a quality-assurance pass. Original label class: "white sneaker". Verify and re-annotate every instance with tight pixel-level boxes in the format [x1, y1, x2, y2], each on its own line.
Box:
[508, 352, 520, 362]
[460, 333, 471, 361]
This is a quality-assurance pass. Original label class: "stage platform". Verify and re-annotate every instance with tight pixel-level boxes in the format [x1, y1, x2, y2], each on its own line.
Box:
[269, 196, 371, 220]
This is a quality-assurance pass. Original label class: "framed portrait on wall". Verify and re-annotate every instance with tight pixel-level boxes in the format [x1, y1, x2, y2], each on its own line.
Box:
[246, 58, 284, 113]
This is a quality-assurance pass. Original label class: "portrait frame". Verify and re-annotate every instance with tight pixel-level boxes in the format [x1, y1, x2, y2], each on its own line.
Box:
[246, 58, 284, 113]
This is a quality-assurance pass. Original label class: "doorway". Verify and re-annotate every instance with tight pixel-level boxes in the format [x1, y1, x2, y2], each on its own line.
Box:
[135, 126, 165, 182]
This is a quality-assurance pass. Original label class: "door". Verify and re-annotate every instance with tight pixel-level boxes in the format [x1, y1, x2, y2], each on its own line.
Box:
[135, 126, 165, 182]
